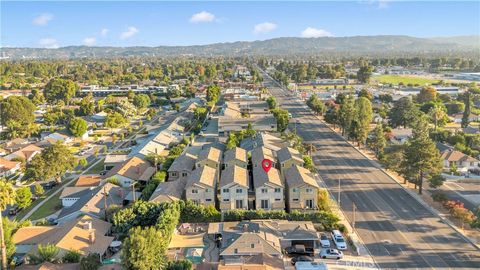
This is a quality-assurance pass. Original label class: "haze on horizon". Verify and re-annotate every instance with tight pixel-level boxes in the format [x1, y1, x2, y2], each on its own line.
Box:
[1, 0, 479, 48]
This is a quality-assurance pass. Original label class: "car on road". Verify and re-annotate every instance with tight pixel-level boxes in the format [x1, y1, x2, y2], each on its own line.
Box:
[202, 126, 208, 131]
[320, 248, 343, 260]
[331, 230, 347, 250]
[320, 233, 330, 248]
[291, 255, 314, 265]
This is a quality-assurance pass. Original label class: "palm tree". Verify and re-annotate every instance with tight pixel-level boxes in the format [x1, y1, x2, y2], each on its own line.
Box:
[0, 180, 15, 270]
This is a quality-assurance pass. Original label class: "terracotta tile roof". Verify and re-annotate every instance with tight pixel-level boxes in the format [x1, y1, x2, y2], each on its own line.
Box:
[13, 216, 113, 256]
[75, 175, 102, 187]
[224, 147, 248, 164]
[285, 165, 319, 188]
[220, 165, 248, 188]
[6, 144, 42, 160]
[186, 166, 217, 188]
[104, 156, 155, 181]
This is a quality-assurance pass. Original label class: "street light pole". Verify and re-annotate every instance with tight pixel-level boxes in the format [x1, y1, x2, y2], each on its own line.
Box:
[352, 202, 356, 230]
[338, 178, 341, 207]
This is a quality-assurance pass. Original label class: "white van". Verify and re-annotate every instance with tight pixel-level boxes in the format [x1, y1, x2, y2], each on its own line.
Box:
[331, 230, 347, 250]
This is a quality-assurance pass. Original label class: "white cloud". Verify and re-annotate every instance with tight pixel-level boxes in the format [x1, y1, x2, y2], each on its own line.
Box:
[189, 11, 215, 23]
[33, 13, 53, 26]
[120, 26, 138, 40]
[253, 22, 277, 35]
[83, 37, 96, 46]
[39, 38, 59, 49]
[100, 28, 109, 37]
[361, 0, 390, 9]
[301, 27, 333, 38]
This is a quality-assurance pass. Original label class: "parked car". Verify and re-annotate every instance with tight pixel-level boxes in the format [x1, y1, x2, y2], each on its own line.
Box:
[320, 248, 343, 260]
[285, 244, 314, 256]
[320, 233, 330, 248]
[291, 255, 314, 265]
[331, 230, 347, 250]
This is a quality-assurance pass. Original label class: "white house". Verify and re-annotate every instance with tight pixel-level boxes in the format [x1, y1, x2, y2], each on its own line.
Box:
[440, 149, 480, 174]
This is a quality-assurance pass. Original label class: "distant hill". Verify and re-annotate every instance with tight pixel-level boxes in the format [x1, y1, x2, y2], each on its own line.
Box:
[1, 35, 479, 59]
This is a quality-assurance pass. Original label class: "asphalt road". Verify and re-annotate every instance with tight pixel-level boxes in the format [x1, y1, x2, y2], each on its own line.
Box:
[260, 70, 480, 269]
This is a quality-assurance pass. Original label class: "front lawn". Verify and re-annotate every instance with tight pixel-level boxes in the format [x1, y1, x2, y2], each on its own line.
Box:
[84, 158, 105, 174]
[28, 193, 62, 221]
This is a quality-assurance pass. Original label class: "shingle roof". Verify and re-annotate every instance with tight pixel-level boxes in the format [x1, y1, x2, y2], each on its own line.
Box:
[13, 215, 113, 256]
[59, 187, 93, 199]
[285, 165, 320, 188]
[104, 156, 155, 181]
[252, 166, 282, 189]
[220, 233, 282, 257]
[186, 166, 217, 188]
[251, 147, 275, 167]
[58, 183, 124, 220]
[198, 147, 222, 164]
[0, 158, 20, 170]
[75, 175, 101, 187]
[220, 165, 248, 188]
[223, 147, 248, 164]
[168, 153, 197, 172]
[240, 133, 287, 152]
[149, 178, 186, 203]
[7, 144, 42, 160]
[441, 149, 479, 163]
[276, 147, 303, 164]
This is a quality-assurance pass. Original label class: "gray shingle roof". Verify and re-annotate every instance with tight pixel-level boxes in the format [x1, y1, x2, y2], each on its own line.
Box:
[220, 165, 248, 188]
[285, 165, 320, 188]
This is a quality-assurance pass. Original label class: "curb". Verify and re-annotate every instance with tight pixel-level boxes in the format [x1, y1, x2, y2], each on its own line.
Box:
[321, 120, 480, 251]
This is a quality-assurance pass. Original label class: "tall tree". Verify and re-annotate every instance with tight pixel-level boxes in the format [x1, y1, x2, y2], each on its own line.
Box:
[226, 133, 238, 150]
[401, 117, 442, 194]
[121, 227, 167, 270]
[68, 117, 88, 137]
[25, 143, 76, 182]
[0, 180, 15, 270]
[44, 78, 78, 105]
[428, 104, 447, 131]
[266, 96, 277, 110]
[0, 96, 37, 138]
[417, 86, 437, 103]
[353, 97, 373, 146]
[133, 94, 151, 109]
[338, 95, 355, 136]
[357, 63, 374, 83]
[369, 123, 387, 157]
[388, 97, 420, 128]
[15, 187, 32, 209]
[461, 92, 471, 128]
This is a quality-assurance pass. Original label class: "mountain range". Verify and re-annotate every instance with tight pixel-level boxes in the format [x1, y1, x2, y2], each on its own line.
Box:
[1, 35, 479, 59]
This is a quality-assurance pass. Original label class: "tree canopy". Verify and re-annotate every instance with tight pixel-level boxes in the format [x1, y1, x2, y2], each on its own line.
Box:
[0, 96, 37, 138]
[25, 143, 76, 181]
[68, 117, 88, 137]
[44, 78, 78, 104]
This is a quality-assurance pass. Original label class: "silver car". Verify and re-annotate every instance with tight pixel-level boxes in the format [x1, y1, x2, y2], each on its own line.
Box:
[320, 248, 343, 260]
[320, 234, 330, 248]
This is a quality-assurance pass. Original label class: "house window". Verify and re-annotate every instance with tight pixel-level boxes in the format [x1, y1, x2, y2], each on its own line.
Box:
[223, 188, 229, 193]
[274, 188, 281, 193]
[171, 172, 178, 177]
[191, 189, 198, 194]
[206, 189, 209, 193]
[293, 188, 299, 192]
[261, 188, 268, 194]
[293, 198, 299, 202]
[182, 172, 188, 177]
[250, 244, 255, 248]
[260, 200, 269, 209]
[192, 200, 200, 205]
[223, 199, 230, 202]
[275, 198, 281, 201]
[235, 200, 244, 209]
[282, 163, 285, 167]
[206, 199, 212, 202]
[306, 188, 313, 193]
[305, 199, 314, 209]
[236, 189, 243, 194]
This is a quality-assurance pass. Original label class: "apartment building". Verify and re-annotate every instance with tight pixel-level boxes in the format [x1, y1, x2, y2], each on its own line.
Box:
[285, 165, 320, 212]
[252, 166, 284, 211]
[219, 165, 249, 211]
[185, 166, 218, 206]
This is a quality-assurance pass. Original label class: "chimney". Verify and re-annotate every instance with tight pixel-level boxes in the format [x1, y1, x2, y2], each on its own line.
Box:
[88, 229, 96, 244]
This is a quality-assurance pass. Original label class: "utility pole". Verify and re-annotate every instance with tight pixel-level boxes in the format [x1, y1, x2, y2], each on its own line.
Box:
[132, 183, 136, 202]
[338, 178, 341, 207]
[352, 202, 356, 230]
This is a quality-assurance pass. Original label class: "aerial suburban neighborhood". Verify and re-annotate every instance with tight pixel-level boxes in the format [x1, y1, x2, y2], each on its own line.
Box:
[1, 1, 480, 270]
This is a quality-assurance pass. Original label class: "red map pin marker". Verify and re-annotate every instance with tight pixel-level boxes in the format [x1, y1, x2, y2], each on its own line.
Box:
[261, 159, 273, 173]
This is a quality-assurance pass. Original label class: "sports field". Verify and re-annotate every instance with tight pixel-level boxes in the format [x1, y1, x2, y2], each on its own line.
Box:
[373, 75, 443, 85]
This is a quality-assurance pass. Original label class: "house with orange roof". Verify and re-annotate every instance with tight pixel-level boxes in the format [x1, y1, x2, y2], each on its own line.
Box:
[4, 144, 42, 162]
[103, 156, 155, 187]
[0, 157, 21, 177]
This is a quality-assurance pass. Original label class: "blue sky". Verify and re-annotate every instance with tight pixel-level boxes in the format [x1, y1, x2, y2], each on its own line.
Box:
[1, 1, 479, 48]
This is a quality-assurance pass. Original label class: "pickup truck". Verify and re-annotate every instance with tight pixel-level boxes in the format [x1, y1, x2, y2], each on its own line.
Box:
[285, 244, 314, 256]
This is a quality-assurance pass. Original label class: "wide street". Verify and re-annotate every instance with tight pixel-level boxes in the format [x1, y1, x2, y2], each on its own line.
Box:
[260, 70, 480, 269]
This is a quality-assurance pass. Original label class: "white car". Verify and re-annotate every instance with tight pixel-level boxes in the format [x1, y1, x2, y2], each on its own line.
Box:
[331, 230, 347, 250]
[320, 248, 343, 260]
[320, 233, 330, 248]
